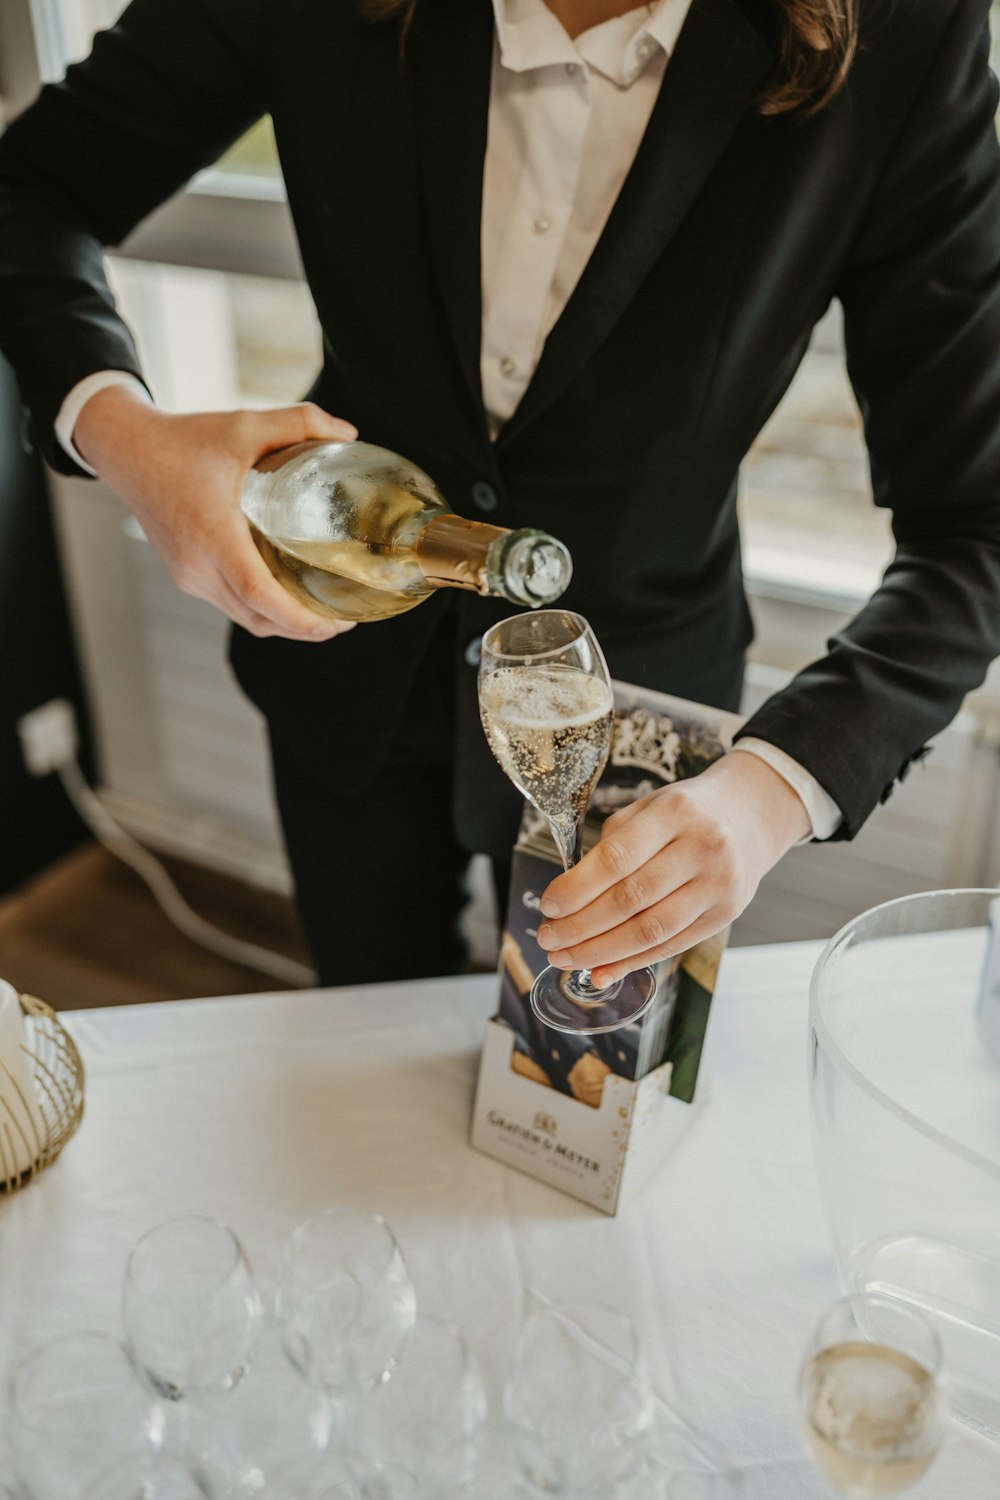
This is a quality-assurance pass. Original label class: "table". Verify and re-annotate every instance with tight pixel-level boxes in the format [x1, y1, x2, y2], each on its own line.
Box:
[0, 941, 995, 1496]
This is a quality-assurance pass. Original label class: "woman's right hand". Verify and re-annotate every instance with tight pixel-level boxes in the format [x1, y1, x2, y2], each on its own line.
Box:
[73, 384, 359, 641]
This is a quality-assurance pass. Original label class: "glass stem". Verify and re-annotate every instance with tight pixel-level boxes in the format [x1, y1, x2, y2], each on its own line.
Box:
[550, 818, 583, 876]
[157, 1396, 192, 1455]
[546, 819, 615, 1001]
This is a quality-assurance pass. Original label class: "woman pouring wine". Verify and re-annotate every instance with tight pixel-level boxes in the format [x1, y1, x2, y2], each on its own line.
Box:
[0, 0, 998, 987]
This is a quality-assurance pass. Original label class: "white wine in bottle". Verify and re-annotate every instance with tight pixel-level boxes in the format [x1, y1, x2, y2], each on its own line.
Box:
[241, 440, 572, 623]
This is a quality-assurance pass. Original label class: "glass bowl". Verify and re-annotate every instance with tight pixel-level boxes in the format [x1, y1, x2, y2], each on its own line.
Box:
[809, 889, 1000, 1440]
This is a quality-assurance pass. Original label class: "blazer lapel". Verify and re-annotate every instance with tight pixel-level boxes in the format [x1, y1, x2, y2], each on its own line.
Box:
[409, 0, 496, 435]
[497, 0, 775, 447]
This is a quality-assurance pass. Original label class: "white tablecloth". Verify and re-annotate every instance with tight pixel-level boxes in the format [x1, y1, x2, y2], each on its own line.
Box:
[0, 941, 995, 1496]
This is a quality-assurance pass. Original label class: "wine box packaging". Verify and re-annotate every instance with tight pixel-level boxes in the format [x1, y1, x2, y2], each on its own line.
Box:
[471, 682, 743, 1214]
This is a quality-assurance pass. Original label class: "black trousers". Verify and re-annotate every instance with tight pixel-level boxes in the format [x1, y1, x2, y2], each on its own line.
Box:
[268, 611, 514, 986]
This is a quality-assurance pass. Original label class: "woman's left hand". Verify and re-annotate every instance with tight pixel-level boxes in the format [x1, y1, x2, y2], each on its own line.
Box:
[536, 752, 812, 987]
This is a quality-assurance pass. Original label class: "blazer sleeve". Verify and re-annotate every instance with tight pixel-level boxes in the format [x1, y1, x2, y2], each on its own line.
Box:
[0, 0, 268, 475]
[735, 0, 1000, 838]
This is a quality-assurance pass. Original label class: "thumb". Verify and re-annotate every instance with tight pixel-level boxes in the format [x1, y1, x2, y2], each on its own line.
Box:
[250, 401, 357, 459]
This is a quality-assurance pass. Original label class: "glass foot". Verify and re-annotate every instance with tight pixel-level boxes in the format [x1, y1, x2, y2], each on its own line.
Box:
[530, 965, 658, 1035]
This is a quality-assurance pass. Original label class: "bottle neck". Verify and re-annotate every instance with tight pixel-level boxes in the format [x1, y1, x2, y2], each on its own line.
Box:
[415, 514, 507, 594]
[416, 514, 573, 605]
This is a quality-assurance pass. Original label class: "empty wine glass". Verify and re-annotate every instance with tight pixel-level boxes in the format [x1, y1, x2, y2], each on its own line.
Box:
[350, 1314, 487, 1494]
[479, 610, 656, 1034]
[797, 1294, 947, 1497]
[184, 1308, 338, 1499]
[275, 1208, 416, 1397]
[504, 1299, 654, 1495]
[122, 1217, 263, 1439]
[6, 1330, 166, 1499]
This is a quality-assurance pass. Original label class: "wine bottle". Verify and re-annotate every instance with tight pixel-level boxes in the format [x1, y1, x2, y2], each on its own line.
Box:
[241, 440, 572, 623]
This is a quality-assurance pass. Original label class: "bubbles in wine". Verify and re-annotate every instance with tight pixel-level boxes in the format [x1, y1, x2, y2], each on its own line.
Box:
[800, 1341, 942, 1497]
[479, 665, 614, 839]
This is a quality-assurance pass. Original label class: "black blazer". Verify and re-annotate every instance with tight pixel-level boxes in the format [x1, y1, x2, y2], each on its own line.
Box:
[2, 0, 1000, 856]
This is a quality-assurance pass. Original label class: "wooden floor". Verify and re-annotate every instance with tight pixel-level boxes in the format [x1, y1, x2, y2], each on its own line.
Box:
[0, 843, 311, 1010]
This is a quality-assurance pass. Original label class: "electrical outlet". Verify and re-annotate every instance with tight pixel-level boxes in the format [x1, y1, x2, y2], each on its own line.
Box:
[17, 698, 79, 776]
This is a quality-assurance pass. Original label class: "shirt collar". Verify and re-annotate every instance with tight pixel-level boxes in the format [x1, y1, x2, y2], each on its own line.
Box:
[492, 0, 579, 71]
[491, 0, 691, 85]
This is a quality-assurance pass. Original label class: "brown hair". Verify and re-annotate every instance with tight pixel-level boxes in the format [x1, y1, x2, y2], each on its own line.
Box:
[361, 0, 858, 117]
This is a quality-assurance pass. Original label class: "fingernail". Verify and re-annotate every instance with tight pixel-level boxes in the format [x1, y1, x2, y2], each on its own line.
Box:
[536, 923, 554, 947]
[540, 896, 560, 917]
[549, 951, 573, 968]
[331, 422, 358, 439]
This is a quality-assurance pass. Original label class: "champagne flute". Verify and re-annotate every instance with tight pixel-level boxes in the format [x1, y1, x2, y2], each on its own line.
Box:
[479, 610, 656, 1034]
[797, 1294, 947, 1498]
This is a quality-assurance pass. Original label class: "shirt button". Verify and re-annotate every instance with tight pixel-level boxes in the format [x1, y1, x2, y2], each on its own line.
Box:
[533, 215, 551, 234]
[499, 355, 517, 379]
[565, 61, 579, 76]
[471, 480, 499, 513]
[464, 636, 483, 668]
[637, 36, 656, 60]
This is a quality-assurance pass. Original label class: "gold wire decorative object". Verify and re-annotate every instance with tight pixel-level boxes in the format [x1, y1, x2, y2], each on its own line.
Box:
[0, 994, 84, 1194]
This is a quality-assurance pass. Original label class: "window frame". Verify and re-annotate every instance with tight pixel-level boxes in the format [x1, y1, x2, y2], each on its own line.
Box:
[120, 170, 303, 282]
[2, 0, 294, 279]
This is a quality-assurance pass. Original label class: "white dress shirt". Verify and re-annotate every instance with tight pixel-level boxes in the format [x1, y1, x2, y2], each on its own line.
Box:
[480, 0, 687, 429]
[56, 0, 842, 838]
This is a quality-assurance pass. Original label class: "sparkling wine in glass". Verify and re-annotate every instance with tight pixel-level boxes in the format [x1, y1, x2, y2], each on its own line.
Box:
[797, 1294, 947, 1498]
[479, 609, 656, 1034]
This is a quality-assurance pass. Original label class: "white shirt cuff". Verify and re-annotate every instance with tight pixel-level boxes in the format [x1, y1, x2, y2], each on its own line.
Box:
[728, 738, 843, 842]
[55, 370, 151, 475]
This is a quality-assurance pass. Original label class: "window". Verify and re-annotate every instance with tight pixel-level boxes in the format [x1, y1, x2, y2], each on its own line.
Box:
[740, 312, 892, 610]
[742, 0, 1000, 609]
[105, 260, 321, 413]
